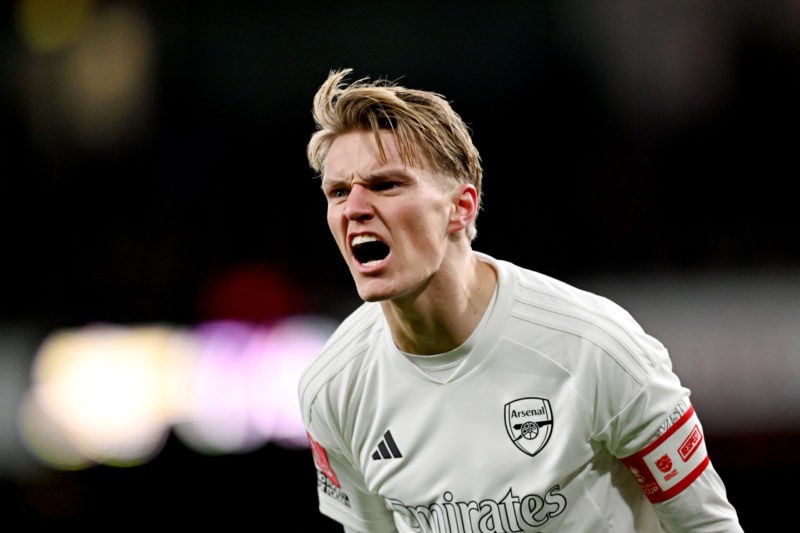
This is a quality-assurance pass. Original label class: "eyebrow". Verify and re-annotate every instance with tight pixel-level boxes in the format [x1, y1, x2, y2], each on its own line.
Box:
[321, 166, 415, 189]
[320, 175, 346, 191]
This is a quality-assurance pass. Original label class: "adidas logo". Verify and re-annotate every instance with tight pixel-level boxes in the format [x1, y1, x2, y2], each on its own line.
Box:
[371, 430, 403, 460]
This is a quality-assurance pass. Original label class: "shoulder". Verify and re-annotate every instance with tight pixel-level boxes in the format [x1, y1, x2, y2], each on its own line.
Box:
[298, 301, 384, 425]
[488, 254, 669, 383]
[486, 252, 640, 328]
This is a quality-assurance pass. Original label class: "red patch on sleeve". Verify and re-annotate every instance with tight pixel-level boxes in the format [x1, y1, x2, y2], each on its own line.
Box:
[307, 432, 340, 488]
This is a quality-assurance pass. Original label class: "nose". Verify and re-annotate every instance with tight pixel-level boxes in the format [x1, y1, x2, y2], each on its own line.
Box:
[342, 184, 373, 221]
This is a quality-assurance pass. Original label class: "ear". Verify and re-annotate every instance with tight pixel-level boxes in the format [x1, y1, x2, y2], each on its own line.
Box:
[447, 184, 478, 235]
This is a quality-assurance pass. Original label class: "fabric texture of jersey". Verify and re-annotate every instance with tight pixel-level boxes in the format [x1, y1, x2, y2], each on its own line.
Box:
[298, 252, 742, 532]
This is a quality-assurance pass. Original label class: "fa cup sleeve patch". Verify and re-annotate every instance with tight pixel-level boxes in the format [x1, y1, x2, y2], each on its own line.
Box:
[620, 404, 710, 503]
[308, 432, 340, 488]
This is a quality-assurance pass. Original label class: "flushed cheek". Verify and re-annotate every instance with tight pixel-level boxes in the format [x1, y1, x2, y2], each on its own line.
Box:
[326, 206, 340, 231]
[326, 217, 349, 257]
[402, 212, 447, 247]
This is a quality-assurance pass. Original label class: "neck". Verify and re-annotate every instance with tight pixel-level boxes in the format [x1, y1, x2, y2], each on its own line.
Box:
[382, 251, 497, 355]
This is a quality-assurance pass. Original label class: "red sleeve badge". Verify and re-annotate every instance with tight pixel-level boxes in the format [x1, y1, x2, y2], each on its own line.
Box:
[308, 432, 341, 488]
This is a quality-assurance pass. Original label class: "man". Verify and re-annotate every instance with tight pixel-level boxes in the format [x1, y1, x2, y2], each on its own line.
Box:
[298, 68, 743, 532]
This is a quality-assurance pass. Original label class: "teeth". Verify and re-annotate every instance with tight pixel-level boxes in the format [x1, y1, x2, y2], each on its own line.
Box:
[352, 234, 379, 246]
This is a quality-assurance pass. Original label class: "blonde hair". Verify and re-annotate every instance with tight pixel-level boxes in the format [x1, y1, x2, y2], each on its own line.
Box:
[307, 68, 483, 241]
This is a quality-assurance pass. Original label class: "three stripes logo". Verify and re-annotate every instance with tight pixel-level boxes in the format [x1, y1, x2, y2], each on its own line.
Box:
[371, 430, 403, 460]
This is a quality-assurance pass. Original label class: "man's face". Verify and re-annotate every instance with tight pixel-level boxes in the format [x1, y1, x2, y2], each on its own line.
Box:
[322, 129, 455, 302]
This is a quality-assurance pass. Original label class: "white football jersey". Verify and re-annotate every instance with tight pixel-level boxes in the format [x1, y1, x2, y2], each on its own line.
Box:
[299, 253, 742, 532]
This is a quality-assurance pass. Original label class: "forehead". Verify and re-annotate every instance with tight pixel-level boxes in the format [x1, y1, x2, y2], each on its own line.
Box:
[324, 129, 407, 179]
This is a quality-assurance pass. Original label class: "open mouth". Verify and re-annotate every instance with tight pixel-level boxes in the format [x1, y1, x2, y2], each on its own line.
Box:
[351, 234, 390, 266]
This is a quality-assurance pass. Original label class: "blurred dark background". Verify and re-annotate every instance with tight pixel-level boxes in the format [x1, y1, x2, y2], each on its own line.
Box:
[2, 0, 799, 530]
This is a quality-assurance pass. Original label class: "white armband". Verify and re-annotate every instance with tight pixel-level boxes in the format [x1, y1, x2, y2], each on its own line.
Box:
[620, 404, 709, 503]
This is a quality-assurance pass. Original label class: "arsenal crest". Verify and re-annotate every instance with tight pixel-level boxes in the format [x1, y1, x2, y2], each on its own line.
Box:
[504, 397, 554, 457]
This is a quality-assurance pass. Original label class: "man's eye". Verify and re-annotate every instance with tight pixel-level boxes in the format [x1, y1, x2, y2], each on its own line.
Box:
[327, 188, 348, 199]
[374, 181, 399, 192]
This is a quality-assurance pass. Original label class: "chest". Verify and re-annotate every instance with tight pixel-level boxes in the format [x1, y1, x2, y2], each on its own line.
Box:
[354, 340, 602, 506]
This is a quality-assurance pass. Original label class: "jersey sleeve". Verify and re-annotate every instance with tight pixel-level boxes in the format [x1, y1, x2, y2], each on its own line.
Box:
[653, 462, 744, 533]
[600, 368, 743, 531]
[613, 397, 744, 531]
[306, 428, 397, 533]
[297, 304, 395, 531]
[587, 318, 743, 530]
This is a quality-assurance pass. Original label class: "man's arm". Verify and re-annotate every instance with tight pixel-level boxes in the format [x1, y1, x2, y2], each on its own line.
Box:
[619, 399, 743, 531]
[654, 464, 743, 533]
